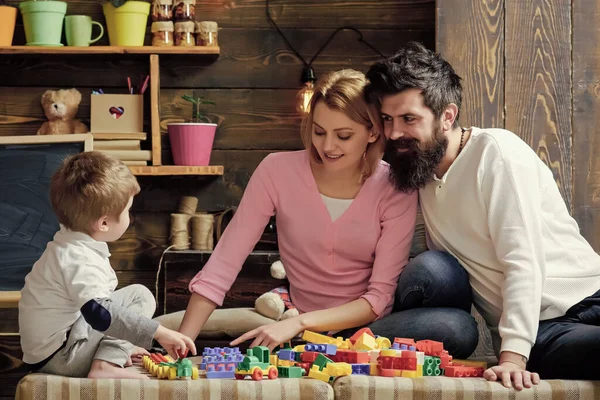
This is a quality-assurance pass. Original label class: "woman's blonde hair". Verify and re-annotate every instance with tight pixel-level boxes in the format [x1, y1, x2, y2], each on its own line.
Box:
[300, 69, 384, 180]
[50, 151, 140, 235]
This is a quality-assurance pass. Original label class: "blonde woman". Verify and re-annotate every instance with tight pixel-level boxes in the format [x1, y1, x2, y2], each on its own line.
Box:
[176, 69, 419, 352]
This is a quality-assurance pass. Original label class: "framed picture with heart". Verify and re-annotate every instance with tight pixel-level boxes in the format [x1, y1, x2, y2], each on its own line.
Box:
[90, 93, 143, 133]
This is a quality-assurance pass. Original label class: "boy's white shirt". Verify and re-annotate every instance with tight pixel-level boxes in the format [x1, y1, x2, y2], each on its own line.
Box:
[420, 127, 600, 359]
[19, 225, 118, 364]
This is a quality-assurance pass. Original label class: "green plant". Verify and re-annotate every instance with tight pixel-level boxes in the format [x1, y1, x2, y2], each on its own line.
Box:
[109, 0, 127, 7]
[182, 94, 216, 123]
[108, 0, 148, 8]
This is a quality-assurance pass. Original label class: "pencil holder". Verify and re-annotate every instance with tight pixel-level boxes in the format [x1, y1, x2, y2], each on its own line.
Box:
[91, 94, 143, 133]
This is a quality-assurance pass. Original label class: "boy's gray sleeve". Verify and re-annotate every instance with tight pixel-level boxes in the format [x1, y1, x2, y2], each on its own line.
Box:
[80, 298, 159, 349]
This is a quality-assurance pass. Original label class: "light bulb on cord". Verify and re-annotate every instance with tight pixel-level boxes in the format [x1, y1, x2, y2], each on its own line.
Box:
[296, 66, 316, 114]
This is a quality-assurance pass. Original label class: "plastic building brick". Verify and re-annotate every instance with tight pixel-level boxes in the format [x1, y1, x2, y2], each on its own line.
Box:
[416, 340, 444, 356]
[374, 336, 392, 349]
[380, 349, 400, 357]
[392, 343, 416, 351]
[451, 359, 488, 369]
[278, 349, 296, 361]
[393, 338, 416, 348]
[354, 333, 377, 351]
[297, 362, 312, 375]
[277, 366, 305, 378]
[304, 344, 337, 355]
[444, 365, 484, 378]
[326, 362, 352, 377]
[206, 364, 236, 379]
[200, 352, 244, 375]
[202, 346, 241, 357]
[350, 364, 371, 375]
[370, 350, 381, 363]
[423, 356, 442, 376]
[377, 355, 417, 371]
[313, 353, 334, 371]
[330, 350, 370, 364]
[302, 330, 337, 345]
[308, 364, 332, 383]
[349, 328, 375, 344]
[437, 351, 452, 368]
[369, 363, 378, 376]
[300, 351, 319, 363]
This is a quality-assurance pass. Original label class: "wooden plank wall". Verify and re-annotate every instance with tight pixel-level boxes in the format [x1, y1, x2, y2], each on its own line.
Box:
[573, 0, 600, 249]
[0, 1, 434, 397]
[438, 1, 600, 251]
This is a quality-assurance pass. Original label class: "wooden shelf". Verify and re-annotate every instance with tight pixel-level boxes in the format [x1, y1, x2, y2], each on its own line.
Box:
[0, 49, 222, 176]
[0, 291, 20, 309]
[0, 46, 220, 55]
[128, 165, 224, 176]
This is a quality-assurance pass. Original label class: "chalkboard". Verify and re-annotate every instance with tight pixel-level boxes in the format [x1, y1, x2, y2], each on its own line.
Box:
[0, 134, 92, 291]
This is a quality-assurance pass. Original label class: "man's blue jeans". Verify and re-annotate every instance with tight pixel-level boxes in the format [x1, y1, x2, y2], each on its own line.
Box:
[340, 251, 479, 359]
[527, 288, 600, 379]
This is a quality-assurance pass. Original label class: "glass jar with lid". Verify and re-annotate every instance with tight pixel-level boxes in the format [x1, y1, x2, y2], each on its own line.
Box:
[151, 0, 173, 21]
[173, 0, 195, 21]
[174, 21, 196, 46]
[195, 21, 218, 47]
[151, 21, 174, 46]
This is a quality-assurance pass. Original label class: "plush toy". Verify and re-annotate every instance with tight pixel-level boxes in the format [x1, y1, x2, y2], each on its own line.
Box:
[37, 88, 89, 135]
[255, 260, 299, 321]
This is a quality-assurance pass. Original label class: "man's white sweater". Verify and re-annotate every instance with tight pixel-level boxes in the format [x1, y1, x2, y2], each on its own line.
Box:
[420, 127, 600, 359]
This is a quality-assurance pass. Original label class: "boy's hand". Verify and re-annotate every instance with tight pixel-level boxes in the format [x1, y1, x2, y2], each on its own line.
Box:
[125, 346, 150, 366]
[130, 346, 150, 363]
[154, 325, 197, 360]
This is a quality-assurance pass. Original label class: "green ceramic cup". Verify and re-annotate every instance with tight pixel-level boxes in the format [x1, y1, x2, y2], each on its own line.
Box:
[65, 15, 104, 46]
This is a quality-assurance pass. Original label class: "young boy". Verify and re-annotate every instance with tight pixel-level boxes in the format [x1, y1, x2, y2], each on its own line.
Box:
[19, 151, 196, 379]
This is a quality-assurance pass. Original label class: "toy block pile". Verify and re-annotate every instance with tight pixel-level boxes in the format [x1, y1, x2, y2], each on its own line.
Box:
[266, 328, 485, 383]
[142, 353, 199, 380]
[199, 347, 245, 379]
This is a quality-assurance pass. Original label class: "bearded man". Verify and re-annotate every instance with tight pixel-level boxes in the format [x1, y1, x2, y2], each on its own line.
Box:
[365, 42, 600, 388]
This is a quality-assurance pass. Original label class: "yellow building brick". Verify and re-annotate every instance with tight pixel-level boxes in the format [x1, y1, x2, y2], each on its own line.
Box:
[326, 362, 352, 377]
[308, 365, 331, 382]
[375, 336, 391, 349]
[302, 330, 338, 345]
[369, 363, 379, 376]
[353, 333, 377, 351]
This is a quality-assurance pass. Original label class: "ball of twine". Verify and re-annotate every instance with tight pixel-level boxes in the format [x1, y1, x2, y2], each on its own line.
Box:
[191, 213, 214, 251]
[170, 213, 193, 250]
[178, 196, 198, 215]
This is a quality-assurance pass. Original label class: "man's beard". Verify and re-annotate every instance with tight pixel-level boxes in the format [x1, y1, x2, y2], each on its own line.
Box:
[384, 126, 448, 193]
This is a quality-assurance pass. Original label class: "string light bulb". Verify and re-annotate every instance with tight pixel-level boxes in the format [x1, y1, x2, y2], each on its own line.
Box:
[296, 66, 316, 114]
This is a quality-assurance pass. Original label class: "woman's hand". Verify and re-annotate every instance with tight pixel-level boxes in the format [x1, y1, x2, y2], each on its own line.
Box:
[230, 318, 304, 352]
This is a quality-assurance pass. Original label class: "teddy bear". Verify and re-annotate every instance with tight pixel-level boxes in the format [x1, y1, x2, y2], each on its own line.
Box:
[37, 88, 89, 135]
[254, 260, 300, 321]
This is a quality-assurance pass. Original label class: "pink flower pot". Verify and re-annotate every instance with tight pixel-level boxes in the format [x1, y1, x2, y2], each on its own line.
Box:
[168, 123, 217, 166]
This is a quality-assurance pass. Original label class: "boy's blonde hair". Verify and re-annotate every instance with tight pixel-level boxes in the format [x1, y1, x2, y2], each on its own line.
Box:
[300, 69, 384, 180]
[50, 151, 140, 234]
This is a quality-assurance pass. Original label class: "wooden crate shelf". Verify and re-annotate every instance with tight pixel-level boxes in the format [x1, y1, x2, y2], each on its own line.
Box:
[128, 165, 223, 176]
[0, 46, 220, 55]
[0, 48, 221, 176]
